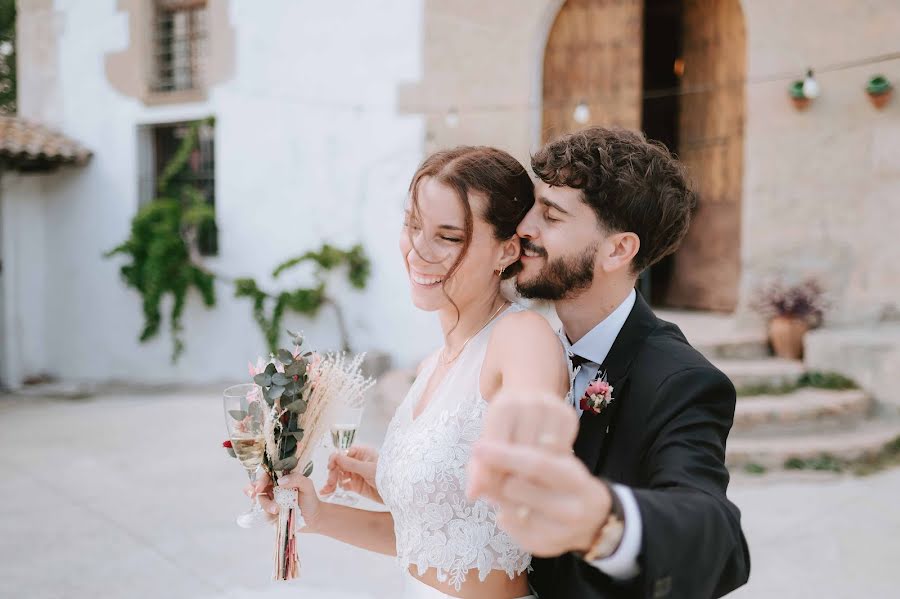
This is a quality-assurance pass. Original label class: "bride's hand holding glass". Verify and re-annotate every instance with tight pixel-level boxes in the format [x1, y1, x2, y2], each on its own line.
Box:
[321, 444, 382, 503]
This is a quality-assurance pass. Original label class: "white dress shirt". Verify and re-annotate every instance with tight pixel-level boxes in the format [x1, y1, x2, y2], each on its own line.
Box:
[559, 288, 642, 580]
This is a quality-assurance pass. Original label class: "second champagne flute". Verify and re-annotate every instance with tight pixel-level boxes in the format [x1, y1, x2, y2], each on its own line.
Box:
[326, 403, 364, 506]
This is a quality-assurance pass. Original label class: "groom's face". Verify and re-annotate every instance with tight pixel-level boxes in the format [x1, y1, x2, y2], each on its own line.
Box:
[515, 181, 603, 300]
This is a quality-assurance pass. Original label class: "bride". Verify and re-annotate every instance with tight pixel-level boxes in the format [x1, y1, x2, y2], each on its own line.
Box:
[252, 146, 569, 599]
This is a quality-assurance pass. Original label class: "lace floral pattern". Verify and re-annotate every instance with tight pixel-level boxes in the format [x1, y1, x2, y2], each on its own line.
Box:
[375, 306, 531, 592]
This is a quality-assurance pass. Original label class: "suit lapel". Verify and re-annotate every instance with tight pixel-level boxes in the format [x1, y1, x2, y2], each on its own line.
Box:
[573, 292, 658, 474]
[573, 392, 617, 471]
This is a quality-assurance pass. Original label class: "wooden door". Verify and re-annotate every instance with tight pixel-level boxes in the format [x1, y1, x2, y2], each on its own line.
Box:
[664, 0, 745, 311]
[542, 0, 644, 141]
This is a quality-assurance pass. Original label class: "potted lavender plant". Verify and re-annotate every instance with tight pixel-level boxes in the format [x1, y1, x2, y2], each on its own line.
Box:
[751, 278, 827, 360]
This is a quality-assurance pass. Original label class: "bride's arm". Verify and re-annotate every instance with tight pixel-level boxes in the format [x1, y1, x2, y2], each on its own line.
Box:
[306, 501, 397, 556]
[481, 310, 570, 409]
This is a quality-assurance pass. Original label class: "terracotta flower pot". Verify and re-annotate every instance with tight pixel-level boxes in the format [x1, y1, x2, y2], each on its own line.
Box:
[768, 316, 808, 360]
[867, 88, 892, 110]
[789, 81, 811, 111]
[790, 96, 811, 111]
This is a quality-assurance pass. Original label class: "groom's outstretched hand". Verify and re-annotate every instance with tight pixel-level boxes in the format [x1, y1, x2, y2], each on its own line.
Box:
[467, 392, 613, 557]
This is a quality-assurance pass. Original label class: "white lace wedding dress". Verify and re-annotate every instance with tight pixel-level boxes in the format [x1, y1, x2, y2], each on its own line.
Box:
[375, 304, 536, 599]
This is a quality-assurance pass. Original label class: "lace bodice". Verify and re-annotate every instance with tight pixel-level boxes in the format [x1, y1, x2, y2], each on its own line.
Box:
[375, 304, 531, 592]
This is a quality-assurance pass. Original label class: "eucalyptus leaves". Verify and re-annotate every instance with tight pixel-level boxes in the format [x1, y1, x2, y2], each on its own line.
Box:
[251, 327, 376, 482]
[253, 331, 317, 477]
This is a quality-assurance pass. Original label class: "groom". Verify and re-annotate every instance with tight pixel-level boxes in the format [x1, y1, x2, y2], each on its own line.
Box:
[467, 127, 750, 598]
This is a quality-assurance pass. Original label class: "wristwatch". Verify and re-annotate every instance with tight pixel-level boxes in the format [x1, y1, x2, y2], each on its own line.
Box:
[578, 482, 626, 562]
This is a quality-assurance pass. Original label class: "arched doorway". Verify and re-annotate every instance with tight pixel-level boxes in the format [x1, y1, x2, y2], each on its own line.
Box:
[541, 0, 746, 312]
[541, 0, 644, 139]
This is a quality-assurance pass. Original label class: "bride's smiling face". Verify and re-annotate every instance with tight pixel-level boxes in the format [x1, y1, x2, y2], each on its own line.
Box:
[400, 176, 509, 312]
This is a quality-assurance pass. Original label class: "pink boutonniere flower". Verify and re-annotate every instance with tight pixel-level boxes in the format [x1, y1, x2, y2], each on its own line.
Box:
[580, 373, 614, 415]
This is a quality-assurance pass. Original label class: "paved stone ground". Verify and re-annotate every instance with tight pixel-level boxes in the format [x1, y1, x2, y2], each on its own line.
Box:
[1, 389, 898, 599]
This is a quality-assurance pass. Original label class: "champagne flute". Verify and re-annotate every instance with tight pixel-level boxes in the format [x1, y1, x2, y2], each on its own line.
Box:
[326, 403, 364, 506]
[223, 383, 269, 528]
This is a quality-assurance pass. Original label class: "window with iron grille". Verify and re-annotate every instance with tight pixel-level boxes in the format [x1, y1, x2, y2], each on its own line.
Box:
[139, 120, 218, 256]
[152, 0, 207, 93]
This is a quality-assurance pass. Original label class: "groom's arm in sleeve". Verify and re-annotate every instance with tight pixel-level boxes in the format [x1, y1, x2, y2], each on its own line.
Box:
[621, 366, 750, 598]
[584, 483, 642, 579]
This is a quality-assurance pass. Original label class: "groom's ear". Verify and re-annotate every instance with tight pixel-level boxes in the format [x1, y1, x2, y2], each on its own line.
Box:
[601, 232, 640, 273]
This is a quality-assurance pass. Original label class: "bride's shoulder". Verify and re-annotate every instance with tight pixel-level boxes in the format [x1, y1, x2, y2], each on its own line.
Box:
[484, 305, 568, 393]
[490, 306, 563, 354]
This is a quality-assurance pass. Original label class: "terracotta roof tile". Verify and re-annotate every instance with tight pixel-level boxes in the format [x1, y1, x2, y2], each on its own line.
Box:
[0, 116, 92, 171]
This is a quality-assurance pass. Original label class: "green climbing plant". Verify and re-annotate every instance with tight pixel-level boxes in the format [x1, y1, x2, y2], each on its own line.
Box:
[107, 118, 371, 361]
[0, 0, 16, 115]
[105, 119, 217, 362]
[234, 244, 371, 353]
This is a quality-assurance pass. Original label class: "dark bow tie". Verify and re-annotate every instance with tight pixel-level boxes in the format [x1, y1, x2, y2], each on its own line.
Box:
[570, 354, 593, 369]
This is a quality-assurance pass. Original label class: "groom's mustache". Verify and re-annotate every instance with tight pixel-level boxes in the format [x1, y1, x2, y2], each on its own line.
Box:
[520, 239, 548, 258]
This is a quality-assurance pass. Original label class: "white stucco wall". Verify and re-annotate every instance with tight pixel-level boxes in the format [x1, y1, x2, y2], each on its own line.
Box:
[5, 0, 435, 387]
[1, 174, 50, 386]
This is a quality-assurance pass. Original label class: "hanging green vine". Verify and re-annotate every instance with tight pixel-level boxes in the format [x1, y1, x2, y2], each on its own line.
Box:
[234, 243, 371, 353]
[105, 119, 217, 362]
[106, 119, 372, 361]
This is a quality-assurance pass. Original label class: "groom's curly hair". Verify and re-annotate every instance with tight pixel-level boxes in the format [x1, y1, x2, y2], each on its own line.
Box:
[531, 127, 696, 274]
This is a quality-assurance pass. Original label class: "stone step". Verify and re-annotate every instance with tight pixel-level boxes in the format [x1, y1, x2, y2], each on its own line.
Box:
[695, 337, 771, 361]
[726, 420, 900, 469]
[805, 324, 900, 411]
[715, 358, 806, 390]
[733, 389, 872, 435]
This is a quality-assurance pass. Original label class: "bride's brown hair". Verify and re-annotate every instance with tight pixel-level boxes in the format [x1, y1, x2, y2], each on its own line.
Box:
[407, 146, 534, 277]
[406, 146, 535, 324]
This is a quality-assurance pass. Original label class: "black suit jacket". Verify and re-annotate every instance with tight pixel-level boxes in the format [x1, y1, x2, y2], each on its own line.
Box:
[528, 293, 750, 599]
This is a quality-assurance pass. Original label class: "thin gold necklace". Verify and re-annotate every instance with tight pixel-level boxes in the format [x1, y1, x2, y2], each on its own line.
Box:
[439, 301, 510, 365]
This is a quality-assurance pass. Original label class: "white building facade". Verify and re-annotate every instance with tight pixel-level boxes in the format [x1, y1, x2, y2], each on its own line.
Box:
[2, 0, 433, 388]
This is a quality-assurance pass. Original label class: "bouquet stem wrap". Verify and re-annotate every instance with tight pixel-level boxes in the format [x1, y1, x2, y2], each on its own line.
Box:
[273, 486, 304, 581]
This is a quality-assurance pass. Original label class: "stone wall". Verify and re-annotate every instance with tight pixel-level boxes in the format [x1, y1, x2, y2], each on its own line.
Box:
[739, 0, 900, 326]
[414, 0, 900, 326]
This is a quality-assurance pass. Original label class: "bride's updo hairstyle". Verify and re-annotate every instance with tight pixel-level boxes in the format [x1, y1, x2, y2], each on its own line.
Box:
[406, 146, 535, 284]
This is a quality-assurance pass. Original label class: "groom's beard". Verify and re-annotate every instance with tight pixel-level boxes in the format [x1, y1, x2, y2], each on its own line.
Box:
[515, 241, 598, 300]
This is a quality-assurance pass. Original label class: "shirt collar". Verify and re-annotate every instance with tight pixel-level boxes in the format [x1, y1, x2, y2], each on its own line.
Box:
[562, 289, 637, 367]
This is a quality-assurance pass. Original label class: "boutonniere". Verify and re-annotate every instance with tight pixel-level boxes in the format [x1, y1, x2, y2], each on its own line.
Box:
[580, 372, 614, 415]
